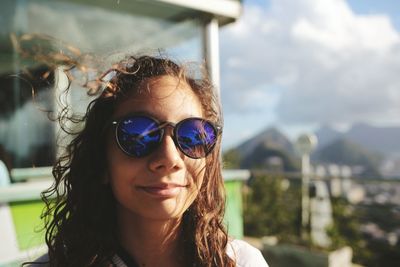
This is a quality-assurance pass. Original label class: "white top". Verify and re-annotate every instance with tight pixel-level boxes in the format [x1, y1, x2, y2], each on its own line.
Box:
[31, 239, 269, 267]
[227, 239, 269, 267]
[111, 239, 269, 267]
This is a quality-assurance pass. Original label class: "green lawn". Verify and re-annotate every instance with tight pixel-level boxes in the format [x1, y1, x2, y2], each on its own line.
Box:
[10, 200, 45, 250]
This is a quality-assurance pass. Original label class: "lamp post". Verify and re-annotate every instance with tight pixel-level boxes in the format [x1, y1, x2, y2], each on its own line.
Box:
[295, 134, 318, 240]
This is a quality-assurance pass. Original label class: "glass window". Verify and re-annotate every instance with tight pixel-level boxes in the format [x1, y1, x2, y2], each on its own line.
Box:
[0, 0, 203, 173]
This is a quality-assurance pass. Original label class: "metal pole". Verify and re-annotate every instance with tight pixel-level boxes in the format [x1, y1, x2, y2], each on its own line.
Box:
[202, 17, 221, 100]
[301, 153, 311, 239]
[296, 133, 317, 240]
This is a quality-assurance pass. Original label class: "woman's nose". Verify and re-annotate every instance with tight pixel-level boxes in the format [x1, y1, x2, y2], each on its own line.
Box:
[148, 131, 184, 174]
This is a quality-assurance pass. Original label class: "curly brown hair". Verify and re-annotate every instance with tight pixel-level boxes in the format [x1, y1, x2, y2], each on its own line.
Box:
[37, 55, 235, 266]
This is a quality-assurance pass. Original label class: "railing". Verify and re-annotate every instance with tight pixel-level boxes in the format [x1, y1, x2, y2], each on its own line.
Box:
[11, 166, 53, 182]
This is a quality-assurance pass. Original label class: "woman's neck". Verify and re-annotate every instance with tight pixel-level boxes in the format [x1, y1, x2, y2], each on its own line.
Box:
[117, 207, 186, 267]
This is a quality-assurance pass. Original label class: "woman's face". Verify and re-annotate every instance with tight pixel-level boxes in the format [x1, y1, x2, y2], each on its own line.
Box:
[107, 75, 206, 221]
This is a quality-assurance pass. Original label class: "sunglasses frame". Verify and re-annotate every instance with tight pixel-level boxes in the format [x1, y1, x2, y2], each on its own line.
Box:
[111, 114, 222, 159]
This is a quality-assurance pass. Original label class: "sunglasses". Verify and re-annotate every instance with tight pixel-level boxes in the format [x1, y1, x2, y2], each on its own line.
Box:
[111, 115, 222, 159]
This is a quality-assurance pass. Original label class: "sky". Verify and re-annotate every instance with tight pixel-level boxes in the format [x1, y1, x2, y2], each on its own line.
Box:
[219, 0, 400, 150]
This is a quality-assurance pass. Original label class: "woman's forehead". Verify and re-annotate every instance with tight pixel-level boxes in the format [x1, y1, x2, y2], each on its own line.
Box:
[113, 75, 203, 120]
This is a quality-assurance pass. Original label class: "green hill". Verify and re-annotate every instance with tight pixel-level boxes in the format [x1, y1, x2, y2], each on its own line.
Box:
[315, 138, 383, 178]
[223, 127, 299, 171]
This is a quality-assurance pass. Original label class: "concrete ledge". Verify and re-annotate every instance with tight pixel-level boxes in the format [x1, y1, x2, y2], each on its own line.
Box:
[0, 180, 52, 203]
[11, 167, 52, 182]
[223, 169, 251, 181]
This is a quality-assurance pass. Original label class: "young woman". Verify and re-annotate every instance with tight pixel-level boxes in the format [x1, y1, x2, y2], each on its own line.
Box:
[31, 55, 268, 266]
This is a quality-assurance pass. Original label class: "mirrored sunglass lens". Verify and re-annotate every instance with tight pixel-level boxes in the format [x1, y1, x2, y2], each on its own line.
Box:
[177, 119, 217, 158]
[117, 116, 161, 157]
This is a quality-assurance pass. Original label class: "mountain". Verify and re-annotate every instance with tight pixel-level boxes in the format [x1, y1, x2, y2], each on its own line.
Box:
[235, 127, 294, 158]
[315, 138, 383, 178]
[223, 123, 399, 177]
[315, 123, 400, 156]
[223, 127, 298, 171]
[346, 123, 400, 156]
[240, 141, 299, 171]
[314, 124, 343, 148]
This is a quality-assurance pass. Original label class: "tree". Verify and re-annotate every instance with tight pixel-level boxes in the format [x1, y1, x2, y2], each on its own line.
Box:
[243, 174, 301, 243]
[327, 197, 372, 264]
[222, 148, 241, 169]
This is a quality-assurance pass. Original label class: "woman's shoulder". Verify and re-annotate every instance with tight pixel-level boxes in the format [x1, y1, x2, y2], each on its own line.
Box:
[227, 239, 269, 267]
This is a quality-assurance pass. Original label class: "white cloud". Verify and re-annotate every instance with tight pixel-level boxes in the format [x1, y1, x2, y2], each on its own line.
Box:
[292, 9, 399, 51]
[220, 0, 400, 127]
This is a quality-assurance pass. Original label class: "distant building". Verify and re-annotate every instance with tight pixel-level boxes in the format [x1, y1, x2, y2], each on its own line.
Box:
[380, 155, 400, 178]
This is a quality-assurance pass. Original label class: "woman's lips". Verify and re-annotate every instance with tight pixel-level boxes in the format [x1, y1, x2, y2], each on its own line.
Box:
[138, 184, 186, 198]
